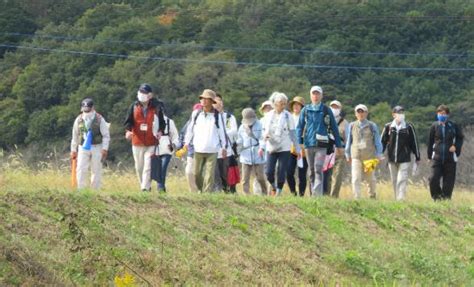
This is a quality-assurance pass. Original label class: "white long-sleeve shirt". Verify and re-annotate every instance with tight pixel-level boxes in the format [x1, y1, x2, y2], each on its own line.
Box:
[185, 109, 227, 154]
[158, 116, 179, 155]
[262, 110, 300, 154]
[71, 111, 110, 152]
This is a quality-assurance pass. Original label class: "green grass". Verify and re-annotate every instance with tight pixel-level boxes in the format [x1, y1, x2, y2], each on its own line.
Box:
[0, 168, 473, 286]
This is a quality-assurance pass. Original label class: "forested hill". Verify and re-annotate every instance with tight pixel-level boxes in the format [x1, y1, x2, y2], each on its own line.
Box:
[0, 0, 473, 161]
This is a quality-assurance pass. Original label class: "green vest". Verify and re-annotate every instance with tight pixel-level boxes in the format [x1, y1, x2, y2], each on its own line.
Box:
[78, 114, 103, 145]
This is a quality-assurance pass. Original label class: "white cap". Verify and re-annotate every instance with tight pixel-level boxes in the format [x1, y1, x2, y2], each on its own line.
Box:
[354, 104, 368, 112]
[330, 100, 342, 107]
[310, 85, 323, 95]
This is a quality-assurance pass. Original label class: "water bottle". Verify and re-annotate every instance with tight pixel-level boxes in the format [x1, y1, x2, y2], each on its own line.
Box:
[82, 130, 93, 151]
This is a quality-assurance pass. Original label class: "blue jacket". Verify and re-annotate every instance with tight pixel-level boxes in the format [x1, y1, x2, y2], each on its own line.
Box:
[297, 103, 342, 148]
[237, 120, 266, 165]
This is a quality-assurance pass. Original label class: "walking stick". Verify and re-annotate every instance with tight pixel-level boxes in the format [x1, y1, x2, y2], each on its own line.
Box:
[71, 157, 77, 189]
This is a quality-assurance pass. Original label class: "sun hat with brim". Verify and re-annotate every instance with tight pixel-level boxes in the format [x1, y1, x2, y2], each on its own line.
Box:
[199, 89, 217, 103]
[289, 96, 305, 111]
[354, 104, 368, 113]
[242, 108, 257, 125]
[259, 100, 273, 114]
[330, 100, 342, 108]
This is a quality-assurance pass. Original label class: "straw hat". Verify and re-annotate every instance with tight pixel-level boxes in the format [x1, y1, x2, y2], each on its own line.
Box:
[259, 100, 273, 114]
[199, 89, 217, 103]
[289, 96, 305, 111]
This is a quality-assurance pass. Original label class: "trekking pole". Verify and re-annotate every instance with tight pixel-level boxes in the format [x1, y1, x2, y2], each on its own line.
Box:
[71, 157, 77, 189]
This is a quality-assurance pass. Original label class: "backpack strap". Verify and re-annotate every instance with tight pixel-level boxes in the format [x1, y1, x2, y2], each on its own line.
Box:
[337, 117, 344, 126]
[193, 109, 203, 126]
[219, 112, 229, 148]
[163, 118, 171, 136]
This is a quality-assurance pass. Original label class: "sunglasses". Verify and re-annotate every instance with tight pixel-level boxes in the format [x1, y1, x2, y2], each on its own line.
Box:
[81, 102, 93, 107]
[356, 109, 366, 113]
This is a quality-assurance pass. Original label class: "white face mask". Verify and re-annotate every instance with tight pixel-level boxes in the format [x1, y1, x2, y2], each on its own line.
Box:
[395, 113, 405, 122]
[331, 108, 341, 117]
[137, 92, 150, 103]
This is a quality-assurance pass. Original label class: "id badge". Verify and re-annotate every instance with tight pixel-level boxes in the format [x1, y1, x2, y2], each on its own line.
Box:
[140, 124, 148, 131]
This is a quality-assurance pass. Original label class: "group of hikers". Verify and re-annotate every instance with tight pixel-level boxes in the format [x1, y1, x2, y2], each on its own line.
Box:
[70, 83, 464, 201]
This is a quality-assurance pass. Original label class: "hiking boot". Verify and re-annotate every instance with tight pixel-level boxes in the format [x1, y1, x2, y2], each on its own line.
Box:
[270, 188, 276, 196]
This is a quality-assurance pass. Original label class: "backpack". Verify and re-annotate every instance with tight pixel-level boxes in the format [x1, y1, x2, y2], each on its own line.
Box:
[192, 108, 228, 149]
[193, 108, 220, 129]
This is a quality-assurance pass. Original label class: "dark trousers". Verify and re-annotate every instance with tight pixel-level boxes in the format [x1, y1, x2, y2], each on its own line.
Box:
[215, 156, 237, 193]
[323, 168, 333, 196]
[266, 151, 291, 190]
[429, 160, 457, 200]
[286, 154, 308, 196]
[215, 157, 229, 192]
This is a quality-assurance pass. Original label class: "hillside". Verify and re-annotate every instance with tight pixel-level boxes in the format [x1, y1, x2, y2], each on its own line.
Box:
[1, 187, 473, 286]
[0, 0, 473, 160]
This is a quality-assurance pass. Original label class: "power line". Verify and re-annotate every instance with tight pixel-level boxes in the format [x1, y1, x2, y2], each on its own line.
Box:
[1, 43, 473, 72]
[151, 6, 474, 21]
[2, 32, 471, 58]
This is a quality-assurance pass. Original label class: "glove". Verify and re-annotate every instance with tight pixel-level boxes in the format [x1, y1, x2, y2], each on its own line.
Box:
[290, 145, 297, 156]
[175, 146, 188, 158]
[363, 158, 379, 173]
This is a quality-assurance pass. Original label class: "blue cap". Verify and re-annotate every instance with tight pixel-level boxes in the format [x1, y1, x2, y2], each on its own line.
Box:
[139, 83, 152, 94]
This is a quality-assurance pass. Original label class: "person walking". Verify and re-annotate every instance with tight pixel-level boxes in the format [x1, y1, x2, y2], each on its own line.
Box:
[71, 98, 110, 189]
[327, 100, 349, 198]
[184, 89, 227, 193]
[381, 106, 421, 200]
[237, 108, 267, 195]
[176, 103, 202, 193]
[345, 104, 383, 199]
[157, 114, 179, 192]
[253, 100, 274, 195]
[427, 105, 464, 200]
[259, 92, 300, 196]
[286, 96, 308, 197]
[213, 93, 238, 193]
[124, 83, 163, 192]
[297, 86, 343, 197]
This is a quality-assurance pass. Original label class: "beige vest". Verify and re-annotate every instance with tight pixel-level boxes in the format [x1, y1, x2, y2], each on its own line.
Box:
[351, 121, 376, 160]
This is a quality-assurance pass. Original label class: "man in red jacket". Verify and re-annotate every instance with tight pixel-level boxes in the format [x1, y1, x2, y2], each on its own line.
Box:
[124, 83, 163, 192]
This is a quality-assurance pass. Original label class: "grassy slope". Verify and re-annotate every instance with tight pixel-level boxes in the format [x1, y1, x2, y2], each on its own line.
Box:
[0, 169, 473, 286]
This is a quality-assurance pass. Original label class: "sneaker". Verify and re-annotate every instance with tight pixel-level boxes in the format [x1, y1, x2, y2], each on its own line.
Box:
[270, 188, 276, 196]
[158, 188, 166, 194]
[141, 188, 151, 192]
[276, 189, 283, 196]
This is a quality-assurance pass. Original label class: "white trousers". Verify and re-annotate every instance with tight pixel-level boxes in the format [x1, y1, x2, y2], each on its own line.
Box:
[77, 145, 103, 189]
[185, 156, 198, 192]
[132, 145, 155, 191]
[351, 159, 376, 199]
[389, 162, 411, 201]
